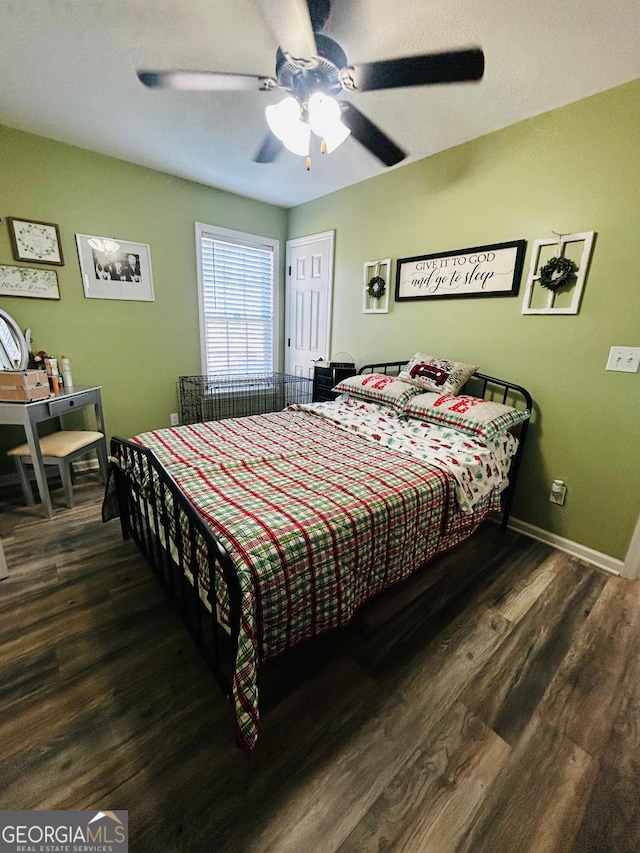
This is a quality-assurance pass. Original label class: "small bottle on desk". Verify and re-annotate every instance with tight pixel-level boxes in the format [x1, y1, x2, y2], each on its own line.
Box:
[60, 355, 74, 388]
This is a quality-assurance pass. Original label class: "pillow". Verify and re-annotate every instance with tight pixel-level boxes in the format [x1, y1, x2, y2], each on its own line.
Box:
[398, 351, 478, 396]
[403, 392, 530, 440]
[332, 372, 422, 411]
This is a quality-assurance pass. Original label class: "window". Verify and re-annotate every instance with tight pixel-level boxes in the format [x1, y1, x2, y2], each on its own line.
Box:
[196, 223, 279, 375]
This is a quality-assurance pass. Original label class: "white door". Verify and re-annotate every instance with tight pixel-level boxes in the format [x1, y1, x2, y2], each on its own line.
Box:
[285, 231, 334, 378]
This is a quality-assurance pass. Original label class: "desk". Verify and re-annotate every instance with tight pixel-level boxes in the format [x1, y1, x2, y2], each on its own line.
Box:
[0, 385, 105, 518]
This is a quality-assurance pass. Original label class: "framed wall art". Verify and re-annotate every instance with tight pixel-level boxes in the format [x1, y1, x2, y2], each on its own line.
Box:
[521, 231, 595, 315]
[363, 258, 391, 314]
[76, 233, 154, 301]
[0, 264, 60, 300]
[8, 217, 64, 266]
[395, 240, 526, 301]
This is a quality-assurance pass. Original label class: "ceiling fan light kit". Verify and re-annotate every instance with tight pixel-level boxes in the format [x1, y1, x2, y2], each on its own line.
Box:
[136, 0, 484, 170]
[265, 91, 350, 162]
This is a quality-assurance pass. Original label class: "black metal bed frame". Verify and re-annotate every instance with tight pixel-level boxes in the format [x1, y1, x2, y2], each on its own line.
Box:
[111, 437, 242, 698]
[109, 359, 533, 725]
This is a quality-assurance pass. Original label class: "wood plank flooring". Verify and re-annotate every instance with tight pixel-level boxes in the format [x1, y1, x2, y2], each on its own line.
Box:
[1, 477, 639, 852]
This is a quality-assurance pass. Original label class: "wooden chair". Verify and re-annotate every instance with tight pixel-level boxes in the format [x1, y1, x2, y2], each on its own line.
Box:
[8, 431, 108, 510]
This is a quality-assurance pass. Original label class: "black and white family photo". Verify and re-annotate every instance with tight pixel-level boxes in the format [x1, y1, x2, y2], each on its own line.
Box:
[92, 249, 141, 282]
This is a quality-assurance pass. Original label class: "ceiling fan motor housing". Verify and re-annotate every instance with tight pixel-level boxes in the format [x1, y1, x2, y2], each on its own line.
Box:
[275, 34, 347, 101]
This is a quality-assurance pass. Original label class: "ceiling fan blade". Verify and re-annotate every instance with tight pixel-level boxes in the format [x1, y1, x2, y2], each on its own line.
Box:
[254, 131, 282, 163]
[347, 47, 485, 92]
[137, 70, 276, 92]
[340, 103, 405, 167]
[255, 0, 317, 60]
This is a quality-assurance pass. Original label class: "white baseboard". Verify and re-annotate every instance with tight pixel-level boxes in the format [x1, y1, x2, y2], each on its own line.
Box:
[506, 516, 623, 576]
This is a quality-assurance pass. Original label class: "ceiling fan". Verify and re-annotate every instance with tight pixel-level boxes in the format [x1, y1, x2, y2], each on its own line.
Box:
[137, 0, 484, 169]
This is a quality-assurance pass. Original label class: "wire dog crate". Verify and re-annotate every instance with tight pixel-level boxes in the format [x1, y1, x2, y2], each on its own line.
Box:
[178, 372, 313, 425]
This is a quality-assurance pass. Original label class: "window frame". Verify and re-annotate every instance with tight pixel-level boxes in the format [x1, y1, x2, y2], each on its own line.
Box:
[195, 222, 280, 375]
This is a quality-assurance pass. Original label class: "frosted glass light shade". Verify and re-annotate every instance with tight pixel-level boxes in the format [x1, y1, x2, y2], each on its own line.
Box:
[266, 96, 300, 137]
[321, 121, 351, 153]
[308, 92, 351, 152]
[308, 92, 340, 134]
[281, 121, 311, 156]
[265, 96, 310, 156]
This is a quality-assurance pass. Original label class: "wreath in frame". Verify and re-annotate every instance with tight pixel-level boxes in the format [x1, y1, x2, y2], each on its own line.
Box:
[366, 275, 386, 300]
[538, 256, 578, 292]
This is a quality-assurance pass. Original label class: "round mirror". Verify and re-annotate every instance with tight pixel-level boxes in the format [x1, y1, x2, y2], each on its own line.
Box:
[0, 309, 29, 370]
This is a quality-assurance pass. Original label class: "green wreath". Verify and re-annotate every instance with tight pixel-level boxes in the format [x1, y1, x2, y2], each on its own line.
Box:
[538, 256, 578, 292]
[367, 275, 386, 300]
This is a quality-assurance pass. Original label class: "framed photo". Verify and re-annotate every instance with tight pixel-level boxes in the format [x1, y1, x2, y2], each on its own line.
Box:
[395, 240, 526, 301]
[0, 264, 60, 300]
[8, 217, 64, 266]
[76, 234, 154, 301]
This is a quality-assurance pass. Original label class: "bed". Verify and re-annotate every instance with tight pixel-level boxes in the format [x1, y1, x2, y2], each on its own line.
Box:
[105, 357, 532, 754]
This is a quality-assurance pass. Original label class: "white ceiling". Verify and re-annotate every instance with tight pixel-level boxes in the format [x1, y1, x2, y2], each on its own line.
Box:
[1, 0, 639, 209]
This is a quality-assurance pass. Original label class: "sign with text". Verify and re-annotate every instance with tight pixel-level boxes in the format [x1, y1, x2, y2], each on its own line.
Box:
[0, 810, 128, 853]
[0, 265, 60, 300]
[395, 240, 526, 301]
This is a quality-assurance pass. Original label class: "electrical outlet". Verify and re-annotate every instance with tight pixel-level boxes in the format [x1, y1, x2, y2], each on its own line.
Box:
[606, 346, 640, 373]
[549, 479, 566, 505]
[170, 412, 179, 426]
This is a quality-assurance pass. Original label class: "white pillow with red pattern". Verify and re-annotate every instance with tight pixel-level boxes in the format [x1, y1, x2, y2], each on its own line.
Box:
[398, 352, 478, 396]
[403, 392, 530, 440]
[333, 373, 422, 411]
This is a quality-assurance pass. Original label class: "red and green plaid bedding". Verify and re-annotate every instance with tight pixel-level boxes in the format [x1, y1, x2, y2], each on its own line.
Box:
[133, 404, 506, 753]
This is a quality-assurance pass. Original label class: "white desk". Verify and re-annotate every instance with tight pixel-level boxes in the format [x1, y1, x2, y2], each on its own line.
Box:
[0, 385, 105, 518]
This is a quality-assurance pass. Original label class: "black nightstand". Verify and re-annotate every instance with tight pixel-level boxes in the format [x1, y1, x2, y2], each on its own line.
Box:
[312, 362, 356, 402]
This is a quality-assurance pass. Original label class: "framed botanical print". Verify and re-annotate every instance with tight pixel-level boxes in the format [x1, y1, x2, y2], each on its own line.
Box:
[8, 217, 64, 266]
[0, 264, 60, 299]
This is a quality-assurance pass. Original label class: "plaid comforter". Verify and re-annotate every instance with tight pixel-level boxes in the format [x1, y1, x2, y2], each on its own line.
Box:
[133, 403, 506, 753]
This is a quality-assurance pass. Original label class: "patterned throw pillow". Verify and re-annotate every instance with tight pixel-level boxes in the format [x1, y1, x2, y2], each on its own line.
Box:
[332, 373, 422, 411]
[398, 352, 478, 396]
[403, 392, 530, 440]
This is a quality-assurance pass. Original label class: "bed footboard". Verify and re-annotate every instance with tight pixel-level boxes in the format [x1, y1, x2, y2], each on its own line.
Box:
[109, 436, 242, 697]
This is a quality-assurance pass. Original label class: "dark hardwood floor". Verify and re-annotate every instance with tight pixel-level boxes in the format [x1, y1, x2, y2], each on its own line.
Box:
[1, 475, 639, 852]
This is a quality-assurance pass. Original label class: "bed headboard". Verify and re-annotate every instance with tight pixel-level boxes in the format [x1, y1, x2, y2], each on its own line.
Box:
[357, 359, 533, 530]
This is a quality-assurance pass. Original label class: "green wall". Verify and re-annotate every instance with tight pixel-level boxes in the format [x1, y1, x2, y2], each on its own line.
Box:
[1, 79, 638, 561]
[0, 125, 287, 453]
[288, 79, 640, 561]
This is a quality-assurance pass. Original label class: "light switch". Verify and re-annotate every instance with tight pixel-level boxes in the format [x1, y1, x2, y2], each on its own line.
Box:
[606, 346, 640, 373]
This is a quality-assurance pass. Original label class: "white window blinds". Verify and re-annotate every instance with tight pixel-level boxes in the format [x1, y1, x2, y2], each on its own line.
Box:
[199, 231, 275, 375]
